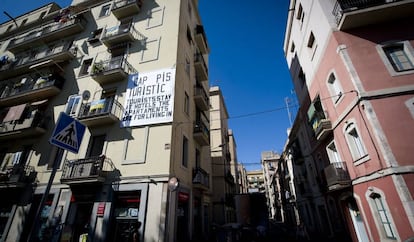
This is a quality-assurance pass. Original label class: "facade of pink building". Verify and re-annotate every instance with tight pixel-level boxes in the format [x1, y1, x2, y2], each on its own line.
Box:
[283, 0, 414, 241]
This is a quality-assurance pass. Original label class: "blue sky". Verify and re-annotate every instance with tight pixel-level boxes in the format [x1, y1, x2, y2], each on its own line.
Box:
[1, 0, 295, 171]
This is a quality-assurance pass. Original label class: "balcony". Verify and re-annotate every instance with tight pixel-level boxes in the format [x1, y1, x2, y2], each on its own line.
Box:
[0, 74, 64, 107]
[324, 161, 351, 191]
[308, 99, 332, 140]
[60, 156, 114, 185]
[0, 109, 47, 141]
[101, 23, 146, 48]
[112, 0, 143, 19]
[0, 40, 76, 80]
[194, 25, 209, 54]
[0, 165, 36, 189]
[192, 167, 209, 190]
[193, 119, 209, 146]
[333, 0, 414, 30]
[194, 85, 209, 111]
[91, 56, 135, 85]
[194, 50, 208, 82]
[78, 98, 123, 127]
[7, 17, 85, 53]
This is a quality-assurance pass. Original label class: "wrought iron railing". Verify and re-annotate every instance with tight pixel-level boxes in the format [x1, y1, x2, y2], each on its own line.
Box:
[324, 161, 351, 187]
[192, 167, 209, 188]
[0, 164, 36, 184]
[8, 17, 83, 48]
[0, 75, 64, 100]
[113, 0, 143, 10]
[61, 155, 114, 181]
[78, 97, 123, 119]
[101, 22, 146, 43]
[91, 55, 136, 75]
[0, 110, 46, 134]
[333, 0, 404, 24]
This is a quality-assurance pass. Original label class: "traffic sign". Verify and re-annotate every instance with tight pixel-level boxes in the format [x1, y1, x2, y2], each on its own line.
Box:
[50, 112, 86, 153]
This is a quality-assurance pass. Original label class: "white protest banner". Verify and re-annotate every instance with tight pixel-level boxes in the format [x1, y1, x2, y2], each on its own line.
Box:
[121, 68, 175, 127]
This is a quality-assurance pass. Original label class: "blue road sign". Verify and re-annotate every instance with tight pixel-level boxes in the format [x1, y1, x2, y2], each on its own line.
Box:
[50, 112, 86, 153]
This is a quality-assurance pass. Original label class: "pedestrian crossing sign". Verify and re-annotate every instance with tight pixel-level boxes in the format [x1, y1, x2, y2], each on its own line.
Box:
[50, 112, 86, 153]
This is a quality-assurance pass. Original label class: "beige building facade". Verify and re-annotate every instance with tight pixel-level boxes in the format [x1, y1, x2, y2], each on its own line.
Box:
[0, 0, 211, 241]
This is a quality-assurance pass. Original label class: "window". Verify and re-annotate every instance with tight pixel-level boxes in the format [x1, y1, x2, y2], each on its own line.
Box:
[298, 67, 306, 88]
[184, 92, 189, 115]
[39, 11, 46, 19]
[327, 72, 343, 104]
[87, 29, 102, 44]
[79, 58, 93, 76]
[378, 41, 414, 76]
[326, 140, 341, 164]
[296, 4, 303, 20]
[383, 44, 414, 72]
[195, 149, 200, 168]
[345, 123, 367, 161]
[185, 56, 190, 76]
[88, 135, 106, 157]
[186, 26, 192, 45]
[307, 32, 315, 48]
[65, 95, 82, 117]
[21, 19, 28, 26]
[6, 25, 13, 32]
[370, 193, 397, 239]
[405, 97, 414, 119]
[290, 42, 295, 53]
[99, 4, 111, 17]
[182, 136, 188, 168]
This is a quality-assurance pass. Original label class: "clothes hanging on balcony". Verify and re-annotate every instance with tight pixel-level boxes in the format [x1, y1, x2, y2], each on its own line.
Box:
[3, 103, 26, 122]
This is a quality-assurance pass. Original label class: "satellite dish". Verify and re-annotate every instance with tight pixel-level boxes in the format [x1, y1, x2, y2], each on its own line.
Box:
[82, 90, 91, 101]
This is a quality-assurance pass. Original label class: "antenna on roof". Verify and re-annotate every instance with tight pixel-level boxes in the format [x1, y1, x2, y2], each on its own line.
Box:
[3, 11, 18, 27]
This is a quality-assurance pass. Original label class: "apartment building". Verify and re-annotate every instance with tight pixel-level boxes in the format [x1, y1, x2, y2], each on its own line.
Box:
[246, 169, 265, 194]
[261, 151, 282, 221]
[283, 0, 414, 241]
[209, 86, 237, 225]
[0, 0, 211, 241]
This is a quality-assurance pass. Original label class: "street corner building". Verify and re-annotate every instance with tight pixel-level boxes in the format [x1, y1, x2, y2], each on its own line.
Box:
[282, 0, 414, 242]
[0, 0, 212, 241]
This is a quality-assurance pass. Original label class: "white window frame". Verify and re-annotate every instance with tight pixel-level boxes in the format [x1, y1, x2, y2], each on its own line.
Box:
[344, 121, 369, 164]
[327, 72, 344, 105]
[99, 4, 111, 17]
[405, 97, 414, 119]
[366, 188, 399, 241]
[65, 95, 82, 117]
[376, 40, 414, 76]
[326, 140, 341, 164]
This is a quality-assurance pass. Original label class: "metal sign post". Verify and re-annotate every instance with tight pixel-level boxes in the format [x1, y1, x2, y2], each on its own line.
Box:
[27, 112, 86, 241]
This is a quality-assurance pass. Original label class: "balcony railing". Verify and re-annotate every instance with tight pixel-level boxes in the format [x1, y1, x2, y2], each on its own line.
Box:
[193, 118, 209, 146]
[7, 17, 85, 53]
[78, 98, 123, 126]
[332, 0, 413, 29]
[309, 110, 332, 140]
[112, 0, 143, 19]
[0, 74, 64, 107]
[194, 85, 209, 111]
[0, 109, 47, 140]
[91, 56, 135, 84]
[324, 161, 351, 191]
[194, 50, 208, 82]
[101, 22, 146, 48]
[0, 40, 76, 80]
[192, 167, 209, 190]
[0, 165, 36, 188]
[195, 25, 209, 54]
[60, 156, 114, 184]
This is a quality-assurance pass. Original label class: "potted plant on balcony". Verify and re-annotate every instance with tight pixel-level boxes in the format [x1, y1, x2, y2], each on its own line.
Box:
[92, 61, 105, 74]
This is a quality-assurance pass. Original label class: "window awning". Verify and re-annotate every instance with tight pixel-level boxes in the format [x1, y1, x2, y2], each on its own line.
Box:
[3, 103, 26, 122]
